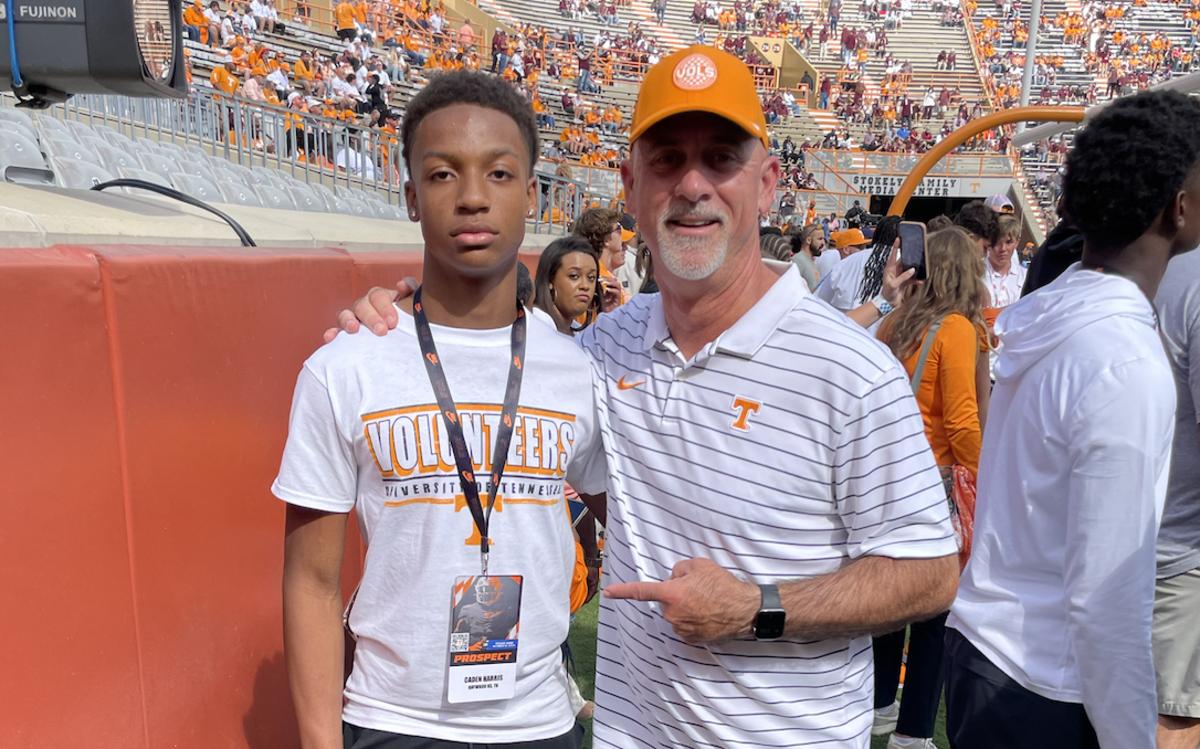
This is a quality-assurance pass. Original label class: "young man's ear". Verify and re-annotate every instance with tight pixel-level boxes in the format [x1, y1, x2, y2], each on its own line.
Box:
[527, 175, 538, 219]
[1174, 166, 1200, 230]
[404, 180, 418, 221]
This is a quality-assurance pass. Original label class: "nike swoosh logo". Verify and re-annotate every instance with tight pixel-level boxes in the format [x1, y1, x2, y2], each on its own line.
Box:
[617, 375, 645, 390]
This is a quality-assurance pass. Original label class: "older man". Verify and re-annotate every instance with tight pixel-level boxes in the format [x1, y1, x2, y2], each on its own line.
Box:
[334, 46, 957, 747]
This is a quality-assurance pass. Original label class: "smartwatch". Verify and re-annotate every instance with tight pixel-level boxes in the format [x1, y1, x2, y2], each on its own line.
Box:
[752, 584, 786, 641]
[871, 293, 895, 317]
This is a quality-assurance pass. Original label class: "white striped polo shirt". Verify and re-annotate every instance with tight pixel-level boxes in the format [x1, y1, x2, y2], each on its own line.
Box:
[577, 265, 957, 748]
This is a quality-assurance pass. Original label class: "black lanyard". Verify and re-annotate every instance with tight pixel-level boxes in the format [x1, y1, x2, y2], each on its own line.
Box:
[412, 287, 527, 575]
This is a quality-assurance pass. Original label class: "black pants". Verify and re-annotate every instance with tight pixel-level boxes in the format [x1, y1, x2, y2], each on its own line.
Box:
[872, 611, 948, 738]
[944, 627, 1099, 748]
[343, 723, 584, 749]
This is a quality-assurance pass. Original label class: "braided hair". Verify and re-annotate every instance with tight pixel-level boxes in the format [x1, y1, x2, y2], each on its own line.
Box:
[855, 216, 901, 305]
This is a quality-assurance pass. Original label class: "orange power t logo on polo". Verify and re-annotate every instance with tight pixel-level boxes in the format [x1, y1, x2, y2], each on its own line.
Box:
[731, 396, 761, 431]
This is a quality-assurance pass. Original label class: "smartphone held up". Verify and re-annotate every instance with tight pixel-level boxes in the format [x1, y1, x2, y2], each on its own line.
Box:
[898, 221, 928, 281]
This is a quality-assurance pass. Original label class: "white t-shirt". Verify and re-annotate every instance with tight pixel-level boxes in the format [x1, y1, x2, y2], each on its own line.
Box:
[815, 245, 872, 311]
[814, 247, 842, 279]
[273, 306, 607, 742]
[579, 266, 957, 748]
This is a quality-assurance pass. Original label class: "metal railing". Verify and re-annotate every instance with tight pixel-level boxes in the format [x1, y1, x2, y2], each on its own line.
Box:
[53, 88, 406, 202]
[13, 87, 590, 235]
[807, 148, 1015, 178]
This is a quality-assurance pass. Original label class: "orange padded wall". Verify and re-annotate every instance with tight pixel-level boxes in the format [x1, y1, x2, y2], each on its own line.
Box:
[0, 245, 436, 748]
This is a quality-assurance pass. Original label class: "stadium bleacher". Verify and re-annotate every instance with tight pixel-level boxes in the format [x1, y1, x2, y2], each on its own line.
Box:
[5, 0, 1196, 237]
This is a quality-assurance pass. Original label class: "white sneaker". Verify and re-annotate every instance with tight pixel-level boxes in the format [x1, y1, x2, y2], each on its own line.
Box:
[886, 736, 936, 749]
[871, 700, 899, 736]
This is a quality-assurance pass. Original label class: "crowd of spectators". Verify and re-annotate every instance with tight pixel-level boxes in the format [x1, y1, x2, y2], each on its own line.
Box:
[970, 0, 1199, 111]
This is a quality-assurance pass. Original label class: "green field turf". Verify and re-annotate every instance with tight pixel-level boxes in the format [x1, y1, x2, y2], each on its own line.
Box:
[567, 599, 950, 749]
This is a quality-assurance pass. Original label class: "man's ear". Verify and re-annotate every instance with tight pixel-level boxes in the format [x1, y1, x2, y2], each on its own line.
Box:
[619, 157, 636, 220]
[526, 175, 538, 219]
[759, 154, 782, 219]
[404, 180, 418, 221]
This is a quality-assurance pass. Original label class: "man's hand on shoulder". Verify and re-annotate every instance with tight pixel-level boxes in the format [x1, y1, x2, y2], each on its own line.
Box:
[605, 557, 759, 644]
[321, 276, 417, 343]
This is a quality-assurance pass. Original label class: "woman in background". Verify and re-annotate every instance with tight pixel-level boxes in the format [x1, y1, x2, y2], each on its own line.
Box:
[532, 235, 601, 335]
[872, 226, 989, 749]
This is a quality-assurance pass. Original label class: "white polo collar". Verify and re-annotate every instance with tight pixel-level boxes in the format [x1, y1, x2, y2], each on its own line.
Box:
[641, 261, 804, 359]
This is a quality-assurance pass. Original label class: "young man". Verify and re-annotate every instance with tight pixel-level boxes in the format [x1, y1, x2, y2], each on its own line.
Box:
[571, 207, 626, 308]
[276, 72, 606, 749]
[983, 214, 1029, 378]
[984, 213, 1027, 309]
[1154, 249, 1200, 749]
[945, 90, 1200, 749]
[333, 46, 957, 748]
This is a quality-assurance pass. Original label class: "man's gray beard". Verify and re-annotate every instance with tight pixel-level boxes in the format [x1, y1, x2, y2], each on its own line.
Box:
[654, 208, 731, 281]
[655, 232, 730, 281]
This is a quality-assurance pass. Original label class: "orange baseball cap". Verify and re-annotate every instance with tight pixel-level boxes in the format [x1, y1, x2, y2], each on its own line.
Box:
[629, 45, 769, 150]
[834, 228, 870, 249]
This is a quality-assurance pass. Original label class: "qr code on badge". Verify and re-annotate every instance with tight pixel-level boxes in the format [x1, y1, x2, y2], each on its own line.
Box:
[450, 632, 469, 653]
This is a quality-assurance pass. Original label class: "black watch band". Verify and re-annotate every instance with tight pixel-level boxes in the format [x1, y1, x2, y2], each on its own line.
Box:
[752, 584, 786, 641]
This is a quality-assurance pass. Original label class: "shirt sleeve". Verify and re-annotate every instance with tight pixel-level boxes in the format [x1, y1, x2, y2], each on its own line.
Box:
[834, 363, 958, 559]
[1189, 297, 1200, 428]
[1063, 361, 1172, 749]
[271, 364, 358, 513]
[814, 270, 837, 304]
[935, 317, 983, 476]
[565, 356, 608, 496]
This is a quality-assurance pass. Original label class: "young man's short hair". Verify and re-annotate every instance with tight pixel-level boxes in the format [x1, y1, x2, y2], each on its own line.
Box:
[1062, 90, 1200, 248]
[401, 70, 540, 174]
[997, 214, 1022, 242]
[572, 207, 620, 255]
[927, 215, 953, 232]
[954, 201, 1000, 245]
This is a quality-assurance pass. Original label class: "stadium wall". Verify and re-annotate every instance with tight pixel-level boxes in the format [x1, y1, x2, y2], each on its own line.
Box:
[0, 245, 539, 748]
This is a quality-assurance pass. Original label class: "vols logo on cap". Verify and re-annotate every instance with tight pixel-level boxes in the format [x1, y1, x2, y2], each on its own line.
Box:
[672, 53, 718, 91]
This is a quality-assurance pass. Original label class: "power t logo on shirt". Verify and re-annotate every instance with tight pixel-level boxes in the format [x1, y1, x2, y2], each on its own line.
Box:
[360, 402, 579, 544]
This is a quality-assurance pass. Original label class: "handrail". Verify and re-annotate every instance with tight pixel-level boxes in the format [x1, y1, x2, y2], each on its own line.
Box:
[961, 3, 1006, 111]
[804, 149, 859, 193]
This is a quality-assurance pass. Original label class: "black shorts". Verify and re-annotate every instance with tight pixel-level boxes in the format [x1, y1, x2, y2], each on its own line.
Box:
[343, 722, 584, 749]
[337, 27, 357, 41]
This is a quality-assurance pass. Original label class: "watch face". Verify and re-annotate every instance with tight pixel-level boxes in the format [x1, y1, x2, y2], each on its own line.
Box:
[754, 609, 786, 640]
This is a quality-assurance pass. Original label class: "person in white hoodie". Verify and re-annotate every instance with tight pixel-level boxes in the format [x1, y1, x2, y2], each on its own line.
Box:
[944, 90, 1200, 749]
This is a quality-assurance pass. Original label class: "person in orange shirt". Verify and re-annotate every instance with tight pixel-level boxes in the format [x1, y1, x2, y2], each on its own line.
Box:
[182, 0, 206, 42]
[335, 0, 357, 41]
[873, 226, 987, 747]
[210, 58, 241, 96]
[230, 40, 250, 69]
[294, 51, 316, 81]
